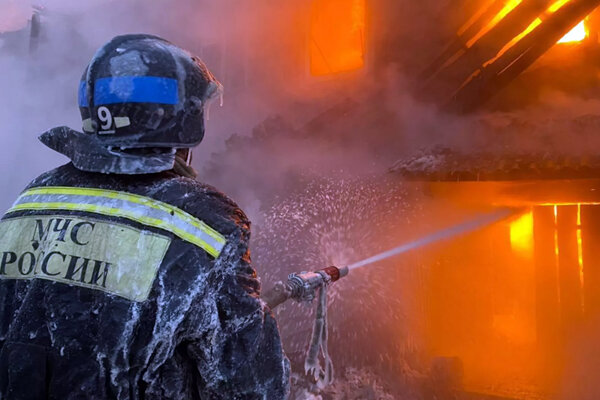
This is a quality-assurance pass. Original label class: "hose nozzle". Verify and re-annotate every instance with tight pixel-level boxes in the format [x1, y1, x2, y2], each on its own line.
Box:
[263, 266, 349, 309]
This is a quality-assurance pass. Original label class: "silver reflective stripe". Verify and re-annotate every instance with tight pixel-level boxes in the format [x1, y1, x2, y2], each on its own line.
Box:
[7, 187, 226, 258]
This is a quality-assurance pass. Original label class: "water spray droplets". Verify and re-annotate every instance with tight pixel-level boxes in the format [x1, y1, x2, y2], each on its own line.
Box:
[255, 177, 421, 376]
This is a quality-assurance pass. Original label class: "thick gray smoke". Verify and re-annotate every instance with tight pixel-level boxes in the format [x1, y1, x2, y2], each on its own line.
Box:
[0, 1, 144, 210]
[0, 0, 495, 215]
[0, 0, 306, 212]
[2, 0, 597, 213]
[3, 1, 600, 397]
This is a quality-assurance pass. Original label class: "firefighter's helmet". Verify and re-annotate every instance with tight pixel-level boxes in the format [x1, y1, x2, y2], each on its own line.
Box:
[40, 34, 222, 174]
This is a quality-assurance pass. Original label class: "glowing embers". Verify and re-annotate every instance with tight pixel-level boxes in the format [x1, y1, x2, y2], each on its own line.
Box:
[310, 0, 366, 76]
[558, 20, 587, 43]
[510, 210, 534, 258]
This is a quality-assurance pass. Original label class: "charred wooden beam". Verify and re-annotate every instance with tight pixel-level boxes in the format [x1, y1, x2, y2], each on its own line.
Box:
[449, 0, 600, 113]
[465, 0, 554, 63]
[422, 0, 554, 101]
[419, 0, 508, 82]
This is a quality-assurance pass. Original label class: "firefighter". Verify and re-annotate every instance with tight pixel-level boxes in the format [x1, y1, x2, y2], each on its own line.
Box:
[0, 34, 290, 399]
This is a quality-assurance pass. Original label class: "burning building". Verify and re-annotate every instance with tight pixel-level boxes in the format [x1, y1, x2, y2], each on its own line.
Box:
[390, 152, 600, 398]
[199, 1, 600, 398]
[418, 0, 600, 112]
[217, 1, 600, 398]
[382, 1, 600, 398]
[5, 0, 600, 398]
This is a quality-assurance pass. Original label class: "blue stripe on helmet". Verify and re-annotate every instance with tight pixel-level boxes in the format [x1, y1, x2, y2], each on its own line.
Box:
[78, 81, 88, 107]
[78, 77, 179, 107]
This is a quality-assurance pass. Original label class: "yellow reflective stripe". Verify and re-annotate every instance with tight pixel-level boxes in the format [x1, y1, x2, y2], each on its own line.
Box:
[23, 186, 225, 245]
[10, 202, 222, 258]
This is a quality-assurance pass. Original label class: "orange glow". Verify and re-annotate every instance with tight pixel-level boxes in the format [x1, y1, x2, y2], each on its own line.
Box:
[489, 0, 522, 27]
[420, 197, 597, 395]
[467, 0, 522, 47]
[480, 0, 588, 65]
[548, 0, 570, 13]
[553, 206, 559, 257]
[458, 2, 492, 36]
[577, 204, 585, 310]
[545, 0, 588, 43]
[558, 20, 587, 43]
[510, 211, 534, 258]
[493, 313, 536, 344]
[488, 2, 589, 66]
[310, 0, 366, 76]
[538, 201, 600, 206]
[553, 205, 562, 308]
[485, 17, 542, 66]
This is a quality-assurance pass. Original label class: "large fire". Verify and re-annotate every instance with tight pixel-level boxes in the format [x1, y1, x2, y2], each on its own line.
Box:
[467, 0, 523, 47]
[470, 0, 589, 62]
[310, 0, 366, 76]
[481, 0, 589, 66]
[510, 210, 534, 258]
[510, 205, 585, 298]
[422, 178, 600, 397]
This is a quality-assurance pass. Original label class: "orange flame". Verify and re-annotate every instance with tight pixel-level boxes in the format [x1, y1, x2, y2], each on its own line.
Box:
[510, 211, 534, 258]
[467, 0, 523, 48]
[558, 20, 587, 43]
[548, 0, 588, 43]
[310, 0, 366, 76]
[577, 204, 585, 311]
[483, 0, 588, 66]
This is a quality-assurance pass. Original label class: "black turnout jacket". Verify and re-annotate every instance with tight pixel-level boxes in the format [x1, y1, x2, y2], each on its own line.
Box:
[0, 163, 290, 400]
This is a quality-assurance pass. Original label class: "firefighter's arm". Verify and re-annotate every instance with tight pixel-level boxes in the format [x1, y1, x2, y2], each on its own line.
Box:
[183, 210, 290, 399]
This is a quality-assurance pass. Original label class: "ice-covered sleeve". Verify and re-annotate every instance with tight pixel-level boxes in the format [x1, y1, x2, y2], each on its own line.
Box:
[182, 206, 291, 400]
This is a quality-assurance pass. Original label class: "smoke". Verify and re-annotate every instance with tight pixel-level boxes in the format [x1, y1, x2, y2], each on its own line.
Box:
[0, 0, 310, 212]
[3, 0, 599, 208]
[0, 0, 138, 211]
[0, 0, 459, 212]
[3, 0, 596, 213]
[4, 0, 600, 396]
[0, 1, 30, 32]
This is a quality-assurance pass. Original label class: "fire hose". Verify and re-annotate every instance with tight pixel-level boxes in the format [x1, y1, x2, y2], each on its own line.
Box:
[262, 266, 349, 388]
[260, 209, 513, 388]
